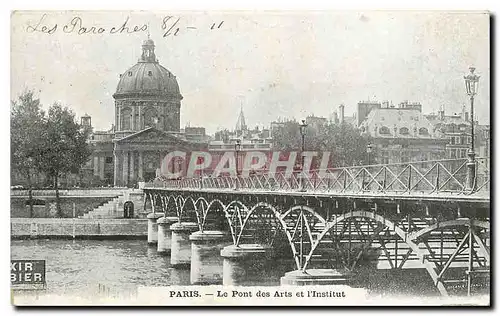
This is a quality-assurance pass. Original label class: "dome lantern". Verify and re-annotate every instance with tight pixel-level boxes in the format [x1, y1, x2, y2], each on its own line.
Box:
[140, 38, 157, 63]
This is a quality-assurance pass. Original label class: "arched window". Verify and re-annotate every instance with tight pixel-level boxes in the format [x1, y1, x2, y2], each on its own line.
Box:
[144, 107, 158, 128]
[419, 127, 429, 135]
[399, 127, 409, 135]
[379, 126, 391, 135]
[121, 107, 132, 130]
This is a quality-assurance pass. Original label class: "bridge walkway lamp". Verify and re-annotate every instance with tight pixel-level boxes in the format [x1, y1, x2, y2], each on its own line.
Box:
[364, 143, 373, 191]
[234, 139, 241, 191]
[464, 66, 480, 192]
[299, 120, 308, 192]
[464, 66, 480, 297]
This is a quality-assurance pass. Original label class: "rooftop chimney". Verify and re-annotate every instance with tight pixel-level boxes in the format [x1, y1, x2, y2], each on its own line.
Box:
[438, 105, 445, 121]
[81, 114, 92, 127]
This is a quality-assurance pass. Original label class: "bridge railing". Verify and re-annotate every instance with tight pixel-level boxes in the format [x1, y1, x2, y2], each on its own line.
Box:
[146, 158, 490, 195]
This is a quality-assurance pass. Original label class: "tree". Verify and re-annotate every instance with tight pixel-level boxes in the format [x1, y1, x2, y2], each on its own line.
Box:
[37, 103, 92, 217]
[11, 91, 45, 217]
[271, 120, 301, 151]
[272, 120, 371, 169]
[321, 122, 372, 167]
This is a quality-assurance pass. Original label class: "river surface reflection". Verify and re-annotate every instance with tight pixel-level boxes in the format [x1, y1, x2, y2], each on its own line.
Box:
[11, 239, 446, 297]
[11, 239, 295, 296]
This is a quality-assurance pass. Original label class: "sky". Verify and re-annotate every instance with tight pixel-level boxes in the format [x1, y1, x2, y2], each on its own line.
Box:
[10, 11, 490, 134]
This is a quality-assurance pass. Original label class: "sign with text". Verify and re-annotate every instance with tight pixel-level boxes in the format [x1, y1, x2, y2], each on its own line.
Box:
[11, 260, 46, 290]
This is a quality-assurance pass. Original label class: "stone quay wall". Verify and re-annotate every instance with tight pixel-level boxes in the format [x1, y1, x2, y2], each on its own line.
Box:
[11, 218, 148, 239]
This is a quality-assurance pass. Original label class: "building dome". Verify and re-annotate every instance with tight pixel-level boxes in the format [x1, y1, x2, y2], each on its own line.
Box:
[115, 63, 180, 97]
[113, 39, 182, 99]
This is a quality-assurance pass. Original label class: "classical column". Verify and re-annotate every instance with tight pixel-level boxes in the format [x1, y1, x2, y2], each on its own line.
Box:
[138, 104, 142, 130]
[99, 156, 105, 180]
[138, 151, 144, 181]
[129, 151, 135, 182]
[132, 107, 136, 131]
[117, 106, 122, 131]
[113, 151, 120, 187]
[122, 152, 129, 186]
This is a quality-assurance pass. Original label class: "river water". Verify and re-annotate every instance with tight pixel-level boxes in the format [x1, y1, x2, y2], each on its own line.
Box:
[11, 239, 471, 298]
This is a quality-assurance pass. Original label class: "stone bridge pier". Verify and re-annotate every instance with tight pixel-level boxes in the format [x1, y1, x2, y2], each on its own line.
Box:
[220, 244, 274, 286]
[191, 231, 232, 284]
[157, 216, 178, 254]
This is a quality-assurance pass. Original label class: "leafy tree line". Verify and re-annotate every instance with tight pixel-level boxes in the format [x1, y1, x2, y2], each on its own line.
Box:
[11, 91, 92, 217]
[271, 119, 372, 168]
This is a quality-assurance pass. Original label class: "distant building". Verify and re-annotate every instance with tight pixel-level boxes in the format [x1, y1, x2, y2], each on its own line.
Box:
[331, 104, 356, 126]
[477, 124, 490, 159]
[358, 100, 448, 164]
[270, 119, 287, 135]
[209, 108, 273, 174]
[183, 126, 210, 142]
[425, 105, 472, 159]
[305, 115, 328, 132]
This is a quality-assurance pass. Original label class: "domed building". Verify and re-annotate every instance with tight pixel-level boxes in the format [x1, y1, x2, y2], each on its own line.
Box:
[113, 38, 182, 138]
[80, 39, 208, 187]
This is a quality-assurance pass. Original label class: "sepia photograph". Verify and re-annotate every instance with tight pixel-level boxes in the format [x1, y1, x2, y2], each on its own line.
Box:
[9, 10, 490, 306]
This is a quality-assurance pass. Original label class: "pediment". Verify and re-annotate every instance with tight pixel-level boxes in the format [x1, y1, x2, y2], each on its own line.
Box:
[116, 128, 188, 145]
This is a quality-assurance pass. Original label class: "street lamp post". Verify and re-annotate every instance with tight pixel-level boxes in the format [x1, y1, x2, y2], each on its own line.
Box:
[464, 66, 480, 191]
[367, 143, 373, 165]
[234, 139, 241, 190]
[299, 120, 308, 192]
[364, 143, 373, 190]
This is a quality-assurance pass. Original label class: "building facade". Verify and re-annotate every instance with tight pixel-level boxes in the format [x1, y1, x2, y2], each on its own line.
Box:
[358, 101, 448, 164]
[84, 39, 207, 187]
[425, 105, 472, 160]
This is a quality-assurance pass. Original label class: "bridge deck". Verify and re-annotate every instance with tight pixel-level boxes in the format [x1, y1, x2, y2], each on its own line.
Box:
[144, 187, 490, 204]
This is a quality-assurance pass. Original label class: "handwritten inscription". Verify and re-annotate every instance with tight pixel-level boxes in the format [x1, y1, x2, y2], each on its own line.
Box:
[162, 16, 224, 37]
[26, 14, 58, 34]
[26, 14, 147, 35]
[25, 14, 224, 38]
[64, 16, 148, 34]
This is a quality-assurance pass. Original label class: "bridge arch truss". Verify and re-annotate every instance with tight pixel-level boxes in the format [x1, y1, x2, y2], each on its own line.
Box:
[144, 189, 489, 297]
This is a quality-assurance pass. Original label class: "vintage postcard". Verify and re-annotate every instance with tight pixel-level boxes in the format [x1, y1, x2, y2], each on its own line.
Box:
[10, 10, 490, 306]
